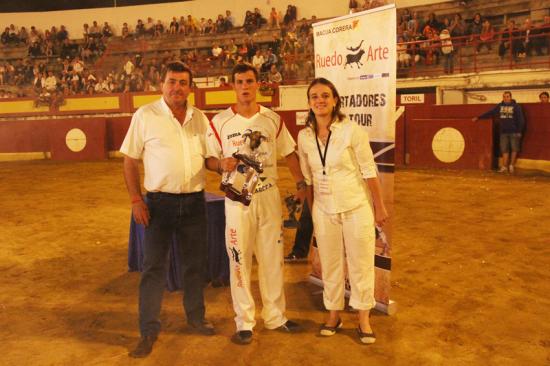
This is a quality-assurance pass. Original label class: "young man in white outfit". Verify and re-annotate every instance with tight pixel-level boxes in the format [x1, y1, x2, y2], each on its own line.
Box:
[205, 64, 306, 345]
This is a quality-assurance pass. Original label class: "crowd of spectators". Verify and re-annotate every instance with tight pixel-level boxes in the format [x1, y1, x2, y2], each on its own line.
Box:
[1, 3, 549, 101]
[396, 8, 550, 74]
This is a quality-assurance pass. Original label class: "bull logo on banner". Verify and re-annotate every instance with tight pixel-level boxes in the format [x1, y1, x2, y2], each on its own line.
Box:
[345, 40, 365, 69]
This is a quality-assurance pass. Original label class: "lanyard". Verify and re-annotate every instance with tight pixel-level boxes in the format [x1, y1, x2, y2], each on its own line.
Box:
[315, 130, 332, 175]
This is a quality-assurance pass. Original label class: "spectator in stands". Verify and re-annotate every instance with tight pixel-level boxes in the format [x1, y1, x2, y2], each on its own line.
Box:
[270, 7, 280, 28]
[144, 17, 155, 37]
[121, 22, 131, 39]
[28, 39, 43, 57]
[467, 13, 482, 42]
[49, 26, 58, 43]
[56, 25, 68, 44]
[103, 22, 113, 38]
[82, 23, 90, 41]
[449, 13, 466, 39]
[425, 12, 442, 33]
[215, 15, 226, 33]
[261, 48, 278, 73]
[397, 36, 411, 68]
[89, 21, 101, 39]
[252, 49, 265, 73]
[539, 91, 549, 103]
[135, 19, 145, 38]
[186, 15, 198, 35]
[283, 4, 297, 26]
[407, 11, 420, 38]
[498, 20, 521, 61]
[267, 64, 282, 83]
[204, 19, 215, 34]
[225, 39, 238, 66]
[211, 43, 224, 67]
[121, 57, 133, 78]
[439, 28, 454, 74]
[28, 26, 41, 44]
[8, 24, 20, 45]
[472, 91, 525, 174]
[477, 19, 494, 53]
[1, 27, 10, 46]
[253, 7, 267, 29]
[243, 10, 256, 34]
[72, 56, 84, 74]
[169, 17, 179, 34]
[218, 77, 229, 87]
[154, 20, 164, 37]
[520, 18, 543, 57]
[178, 16, 187, 34]
[225, 10, 235, 30]
[18, 26, 28, 44]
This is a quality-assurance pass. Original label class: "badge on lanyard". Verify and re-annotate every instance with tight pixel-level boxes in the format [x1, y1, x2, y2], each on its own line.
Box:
[315, 130, 332, 195]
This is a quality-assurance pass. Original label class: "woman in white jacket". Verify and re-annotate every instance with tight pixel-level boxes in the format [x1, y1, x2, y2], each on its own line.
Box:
[297, 78, 388, 344]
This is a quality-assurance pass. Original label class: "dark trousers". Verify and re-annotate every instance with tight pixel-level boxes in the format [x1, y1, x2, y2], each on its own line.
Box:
[139, 191, 208, 337]
[290, 201, 314, 257]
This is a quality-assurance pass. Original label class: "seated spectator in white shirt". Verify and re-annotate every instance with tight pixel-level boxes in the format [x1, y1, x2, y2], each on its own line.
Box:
[252, 49, 265, 72]
[44, 70, 58, 92]
[267, 64, 282, 83]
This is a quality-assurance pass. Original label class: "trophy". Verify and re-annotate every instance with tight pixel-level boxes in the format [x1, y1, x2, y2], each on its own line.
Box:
[220, 129, 267, 206]
[283, 194, 302, 228]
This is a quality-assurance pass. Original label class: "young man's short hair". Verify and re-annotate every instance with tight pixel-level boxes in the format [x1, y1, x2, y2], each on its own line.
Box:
[231, 63, 258, 83]
[539, 91, 549, 99]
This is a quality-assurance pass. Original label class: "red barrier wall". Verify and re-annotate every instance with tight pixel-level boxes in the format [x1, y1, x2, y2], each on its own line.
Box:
[2, 102, 549, 169]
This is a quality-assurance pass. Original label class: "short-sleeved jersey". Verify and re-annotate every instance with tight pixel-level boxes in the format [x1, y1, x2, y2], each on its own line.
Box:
[206, 105, 295, 187]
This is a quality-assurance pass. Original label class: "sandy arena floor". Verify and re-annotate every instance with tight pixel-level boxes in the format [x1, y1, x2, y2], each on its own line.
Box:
[1, 159, 549, 366]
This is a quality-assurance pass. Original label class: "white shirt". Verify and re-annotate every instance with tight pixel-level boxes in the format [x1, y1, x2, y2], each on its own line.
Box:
[120, 98, 208, 193]
[44, 76, 57, 90]
[297, 118, 377, 214]
[206, 105, 295, 188]
[252, 55, 265, 69]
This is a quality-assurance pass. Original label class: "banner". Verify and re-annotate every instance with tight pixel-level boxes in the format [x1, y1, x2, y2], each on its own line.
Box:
[310, 5, 396, 314]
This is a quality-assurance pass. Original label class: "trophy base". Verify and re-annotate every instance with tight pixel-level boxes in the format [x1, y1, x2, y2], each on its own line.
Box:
[220, 182, 252, 206]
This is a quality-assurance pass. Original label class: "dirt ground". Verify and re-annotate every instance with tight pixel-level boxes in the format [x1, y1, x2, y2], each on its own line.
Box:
[1, 159, 549, 366]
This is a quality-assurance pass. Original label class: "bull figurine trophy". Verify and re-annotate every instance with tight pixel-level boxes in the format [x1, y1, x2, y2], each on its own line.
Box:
[220, 129, 266, 206]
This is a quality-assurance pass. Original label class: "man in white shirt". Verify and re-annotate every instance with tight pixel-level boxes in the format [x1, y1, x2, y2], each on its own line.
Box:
[205, 64, 306, 345]
[44, 71, 58, 92]
[121, 62, 214, 358]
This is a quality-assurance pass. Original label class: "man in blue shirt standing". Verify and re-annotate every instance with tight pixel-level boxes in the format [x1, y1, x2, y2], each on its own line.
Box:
[473, 91, 525, 173]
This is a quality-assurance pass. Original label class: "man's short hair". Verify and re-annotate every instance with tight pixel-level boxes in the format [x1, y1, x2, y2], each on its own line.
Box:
[503, 91, 512, 97]
[161, 61, 193, 85]
[539, 91, 549, 99]
[231, 63, 258, 83]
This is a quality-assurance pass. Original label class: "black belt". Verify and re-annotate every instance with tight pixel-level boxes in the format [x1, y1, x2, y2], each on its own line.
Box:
[146, 190, 204, 199]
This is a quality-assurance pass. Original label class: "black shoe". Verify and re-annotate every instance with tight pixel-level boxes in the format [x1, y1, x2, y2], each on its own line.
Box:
[284, 253, 307, 262]
[129, 335, 157, 358]
[231, 330, 253, 345]
[276, 320, 302, 333]
[188, 319, 215, 336]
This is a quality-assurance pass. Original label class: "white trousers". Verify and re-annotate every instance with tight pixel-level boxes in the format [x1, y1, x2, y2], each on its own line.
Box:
[312, 202, 376, 310]
[224, 187, 287, 331]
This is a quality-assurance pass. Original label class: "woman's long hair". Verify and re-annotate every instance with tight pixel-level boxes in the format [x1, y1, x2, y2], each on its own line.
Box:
[305, 77, 346, 132]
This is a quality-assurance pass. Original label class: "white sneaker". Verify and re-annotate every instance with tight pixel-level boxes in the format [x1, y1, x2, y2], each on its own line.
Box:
[509, 165, 515, 174]
[498, 166, 508, 173]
